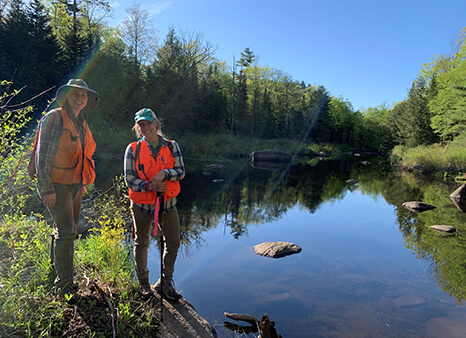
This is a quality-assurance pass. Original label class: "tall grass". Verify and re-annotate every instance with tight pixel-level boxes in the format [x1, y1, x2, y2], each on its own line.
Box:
[0, 215, 68, 336]
[392, 138, 466, 174]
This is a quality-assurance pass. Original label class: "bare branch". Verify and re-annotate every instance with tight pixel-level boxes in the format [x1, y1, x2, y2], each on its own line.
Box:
[179, 29, 218, 70]
[3, 86, 56, 110]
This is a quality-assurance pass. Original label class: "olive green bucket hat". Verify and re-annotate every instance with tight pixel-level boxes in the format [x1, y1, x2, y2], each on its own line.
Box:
[55, 79, 99, 114]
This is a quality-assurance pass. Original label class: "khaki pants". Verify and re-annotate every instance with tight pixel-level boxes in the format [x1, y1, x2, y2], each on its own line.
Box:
[131, 204, 180, 281]
[47, 184, 82, 292]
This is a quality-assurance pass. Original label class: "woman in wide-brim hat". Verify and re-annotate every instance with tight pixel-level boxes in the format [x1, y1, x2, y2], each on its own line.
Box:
[34, 79, 99, 302]
[51, 78, 99, 114]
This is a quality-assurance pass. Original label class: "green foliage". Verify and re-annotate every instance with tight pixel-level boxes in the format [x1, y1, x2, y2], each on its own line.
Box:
[328, 96, 356, 144]
[429, 45, 466, 141]
[75, 215, 133, 287]
[0, 81, 41, 216]
[386, 78, 438, 147]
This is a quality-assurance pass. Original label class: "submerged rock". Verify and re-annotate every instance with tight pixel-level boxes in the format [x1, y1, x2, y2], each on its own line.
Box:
[253, 241, 302, 258]
[402, 201, 436, 212]
[429, 225, 456, 233]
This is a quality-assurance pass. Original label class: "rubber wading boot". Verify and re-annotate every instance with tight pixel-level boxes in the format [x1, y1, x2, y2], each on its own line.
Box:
[138, 278, 154, 300]
[155, 277, 182, 301]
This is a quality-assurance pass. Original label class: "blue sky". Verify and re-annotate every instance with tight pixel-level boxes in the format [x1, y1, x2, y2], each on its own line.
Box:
[108, 0, 466, 110]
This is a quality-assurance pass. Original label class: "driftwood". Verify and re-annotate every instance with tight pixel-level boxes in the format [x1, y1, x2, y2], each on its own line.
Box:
[224, 312, 281, 338]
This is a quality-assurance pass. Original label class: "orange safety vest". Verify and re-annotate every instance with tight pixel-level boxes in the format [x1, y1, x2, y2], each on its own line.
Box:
[51, 108, 96, 185]
[128, 139, 181, 204]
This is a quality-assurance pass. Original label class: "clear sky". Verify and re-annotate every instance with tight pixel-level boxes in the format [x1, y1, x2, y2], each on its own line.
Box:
[108, 0, 466, 110]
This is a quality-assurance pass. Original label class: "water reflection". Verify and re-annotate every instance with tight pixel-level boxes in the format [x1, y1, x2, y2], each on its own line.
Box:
[98, 155, 466, 336]
[176, 156, 466, 328]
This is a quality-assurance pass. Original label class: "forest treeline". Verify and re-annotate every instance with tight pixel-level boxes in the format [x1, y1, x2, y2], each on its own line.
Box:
[1, 0, 466, 158]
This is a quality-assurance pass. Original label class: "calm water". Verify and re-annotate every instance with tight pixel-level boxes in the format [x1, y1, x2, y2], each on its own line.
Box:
[124, 156, 466, 337]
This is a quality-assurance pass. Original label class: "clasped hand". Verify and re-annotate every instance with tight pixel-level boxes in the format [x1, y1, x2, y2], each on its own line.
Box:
[148, 171, 167, 192]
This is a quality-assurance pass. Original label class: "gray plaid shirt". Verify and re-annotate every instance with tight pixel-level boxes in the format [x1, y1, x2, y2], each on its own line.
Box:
[124, 137, 185, 214]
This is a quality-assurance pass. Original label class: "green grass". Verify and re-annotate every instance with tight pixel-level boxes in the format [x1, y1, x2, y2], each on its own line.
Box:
[392, 138, 466, 176]
[391, 137, 466, 183]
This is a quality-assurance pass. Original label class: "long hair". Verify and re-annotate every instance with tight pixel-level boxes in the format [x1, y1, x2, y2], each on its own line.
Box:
[132, 111, 164, 139]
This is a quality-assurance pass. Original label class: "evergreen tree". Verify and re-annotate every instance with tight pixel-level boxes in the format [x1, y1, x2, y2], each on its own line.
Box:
[404, 79, 438, 147]
[0, 0, 59, 108]
[236, 47, 255, 69]
[27, 1, 60, 99]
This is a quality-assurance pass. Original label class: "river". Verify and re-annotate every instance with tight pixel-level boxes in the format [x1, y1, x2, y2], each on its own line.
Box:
[112, 154, 466, 337]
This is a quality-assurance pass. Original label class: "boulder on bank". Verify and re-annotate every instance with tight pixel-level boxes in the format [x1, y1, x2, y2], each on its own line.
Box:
[253, 241, 302, 258]
[429, 225, 456, 234]
[402, 201, 436, 212]
[450, 183, 466, 200]
[250, 150, 291, 162]
[346, 178, 358, 184]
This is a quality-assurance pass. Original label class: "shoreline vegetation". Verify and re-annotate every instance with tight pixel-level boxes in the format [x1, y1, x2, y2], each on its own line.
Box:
[176, 132, 466, 180]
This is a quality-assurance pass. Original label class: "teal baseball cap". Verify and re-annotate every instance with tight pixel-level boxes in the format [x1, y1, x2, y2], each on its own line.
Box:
[134, 108, 157, 123]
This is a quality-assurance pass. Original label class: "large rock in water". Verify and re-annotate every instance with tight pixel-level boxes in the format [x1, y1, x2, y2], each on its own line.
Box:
[450, 183, 466, 200]
[402, 201, 436, 212]
[253, 241, 302, 258]
[250, 150, 291, 162]
[429, 225, 456, 233]
[450, 197, 466, 213]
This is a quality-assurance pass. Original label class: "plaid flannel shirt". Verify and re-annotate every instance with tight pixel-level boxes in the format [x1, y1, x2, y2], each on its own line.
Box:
[36, 105, 86, 196]
[124, 137, 185, 214]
